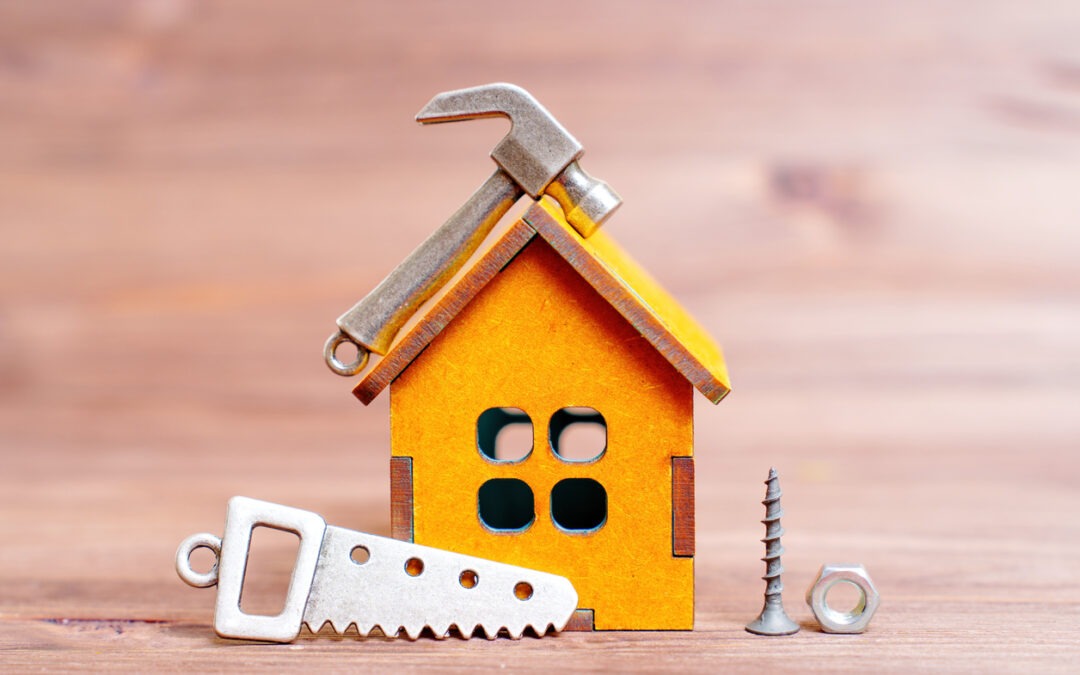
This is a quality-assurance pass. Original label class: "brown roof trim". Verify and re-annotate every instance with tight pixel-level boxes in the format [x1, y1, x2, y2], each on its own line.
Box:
[352, 219, 537, 404]
[524, 203, 730, 404]
[351, 202, 730, 405]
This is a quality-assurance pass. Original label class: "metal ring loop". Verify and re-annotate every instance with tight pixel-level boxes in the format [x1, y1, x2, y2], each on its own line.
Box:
[176, 533, 222, 588]
[324, 329, 370, 376]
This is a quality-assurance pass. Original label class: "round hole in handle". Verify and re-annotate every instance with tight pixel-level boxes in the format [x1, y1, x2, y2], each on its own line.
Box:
[350, 545, 370, 565]
[188, 545, 218, 575]
[459, 570, 478, 589]
[514, 581, 533, 601]
[175, 532, 222, 588]
[324, 330, 369, 376]
[405, 557, 424, 577]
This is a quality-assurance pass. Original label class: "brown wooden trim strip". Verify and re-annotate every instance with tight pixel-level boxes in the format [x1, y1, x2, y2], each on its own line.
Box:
[672, 457, 695, 557]
[562, 609, 595, 632]
[353, 220, 537, 405]
[390, 456, 414, 542]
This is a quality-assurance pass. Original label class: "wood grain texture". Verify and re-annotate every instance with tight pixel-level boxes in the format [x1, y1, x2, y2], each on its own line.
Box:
[2, 0, 1080, 670]
[672, 457, 696, 557]
[389, 456, 413, 542]
[563, 609, 595, 632]
[389, 238, 695, 630]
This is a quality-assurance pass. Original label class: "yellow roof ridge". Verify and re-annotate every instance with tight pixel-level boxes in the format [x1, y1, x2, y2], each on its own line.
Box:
[352, 202, 730, 405]
[524, 200, 730, 404]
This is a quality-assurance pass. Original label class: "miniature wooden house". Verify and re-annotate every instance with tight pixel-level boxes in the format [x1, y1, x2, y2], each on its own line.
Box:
[351, 200, 730, 631]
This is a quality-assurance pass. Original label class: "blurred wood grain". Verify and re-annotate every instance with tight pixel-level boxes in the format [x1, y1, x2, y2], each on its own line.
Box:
[1, 0, 1079, 670]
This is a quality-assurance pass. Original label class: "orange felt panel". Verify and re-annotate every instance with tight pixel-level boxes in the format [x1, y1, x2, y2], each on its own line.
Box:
[390, 237, 695, 630]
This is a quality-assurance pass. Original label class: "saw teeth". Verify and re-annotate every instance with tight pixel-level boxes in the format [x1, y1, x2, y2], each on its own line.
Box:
[460, 623, 482, 640]
[305, 620, 555, 640]
[306, 620, 381, 638]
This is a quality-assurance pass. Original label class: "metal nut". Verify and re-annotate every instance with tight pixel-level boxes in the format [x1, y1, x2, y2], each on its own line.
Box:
[806, 563, 880, 633]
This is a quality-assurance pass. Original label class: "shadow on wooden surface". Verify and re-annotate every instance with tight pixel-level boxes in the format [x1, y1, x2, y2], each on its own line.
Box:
[1, 0, 1078, 670]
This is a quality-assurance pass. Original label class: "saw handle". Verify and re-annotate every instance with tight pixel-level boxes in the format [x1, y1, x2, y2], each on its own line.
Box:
[175, 497, 328, 643]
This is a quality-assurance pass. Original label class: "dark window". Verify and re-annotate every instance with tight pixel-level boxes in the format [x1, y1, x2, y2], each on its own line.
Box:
[478, 478, 535, 531]
[477, 407, 533, 462]
[549, 407, 606, 462]
[551, 478, 607, 532]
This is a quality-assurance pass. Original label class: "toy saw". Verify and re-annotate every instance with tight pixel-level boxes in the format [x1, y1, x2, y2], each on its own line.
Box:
[176, 496, 578, 642]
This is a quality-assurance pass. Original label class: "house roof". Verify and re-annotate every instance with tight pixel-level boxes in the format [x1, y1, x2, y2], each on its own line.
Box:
[352, 199, 731, 405]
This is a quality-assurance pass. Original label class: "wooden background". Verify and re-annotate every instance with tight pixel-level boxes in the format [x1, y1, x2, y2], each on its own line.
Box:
[2, 1, 1079, 670]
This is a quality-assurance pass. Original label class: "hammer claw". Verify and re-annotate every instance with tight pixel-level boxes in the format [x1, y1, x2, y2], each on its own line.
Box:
[325, 83, 620, 376]
[415, 83, 582, 199]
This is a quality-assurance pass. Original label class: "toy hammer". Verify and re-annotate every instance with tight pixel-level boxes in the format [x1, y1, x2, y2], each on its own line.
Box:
[325, 83, 622, 376]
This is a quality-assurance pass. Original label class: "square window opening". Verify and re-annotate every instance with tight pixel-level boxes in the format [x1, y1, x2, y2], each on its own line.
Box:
[551, 478, 607, 532]
[478, 478, 535, 532]
[477, 407, 533, 462]
[550, 407, 606, 462]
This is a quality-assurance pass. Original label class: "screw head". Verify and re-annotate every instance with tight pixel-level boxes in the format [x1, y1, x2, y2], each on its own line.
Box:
[746, 601, 801, 636]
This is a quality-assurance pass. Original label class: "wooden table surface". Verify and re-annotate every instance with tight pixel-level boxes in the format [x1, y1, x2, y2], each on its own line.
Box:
[2, 1, 1079, 671]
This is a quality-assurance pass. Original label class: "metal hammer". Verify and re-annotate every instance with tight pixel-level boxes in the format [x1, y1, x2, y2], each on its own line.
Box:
[325, 83, 622, 375]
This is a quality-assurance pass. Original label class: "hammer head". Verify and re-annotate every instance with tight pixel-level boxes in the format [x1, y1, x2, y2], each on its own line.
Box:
[416, 83, 621, 237]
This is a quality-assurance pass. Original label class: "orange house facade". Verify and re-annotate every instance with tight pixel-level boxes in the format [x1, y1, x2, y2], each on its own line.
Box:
[351, 201, 730, 630]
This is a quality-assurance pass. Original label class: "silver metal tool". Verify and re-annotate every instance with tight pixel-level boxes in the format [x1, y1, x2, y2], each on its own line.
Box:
[746, 468, 800, 636]
[176, 496, 579, 642]
[806, 563, 880, 633]
[324, 82, 622, 376]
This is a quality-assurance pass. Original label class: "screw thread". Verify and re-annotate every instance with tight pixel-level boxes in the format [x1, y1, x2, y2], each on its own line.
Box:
[760, 467, 786, 596]
[745, 467, 799, 635]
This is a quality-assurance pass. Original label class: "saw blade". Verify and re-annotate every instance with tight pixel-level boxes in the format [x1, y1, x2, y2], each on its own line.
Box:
[175, 496, 578, 642]
[304, 525, 578, 640]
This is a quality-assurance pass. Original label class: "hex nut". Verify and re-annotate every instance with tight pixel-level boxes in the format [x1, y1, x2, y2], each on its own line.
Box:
[806, 563, 880, 633]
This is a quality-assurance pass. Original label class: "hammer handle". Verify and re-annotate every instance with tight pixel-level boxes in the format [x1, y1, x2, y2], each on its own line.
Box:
[333, 168, 524, 362]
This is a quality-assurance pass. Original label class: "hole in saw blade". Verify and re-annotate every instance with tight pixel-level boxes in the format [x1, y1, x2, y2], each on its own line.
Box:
[239, 526, 300, 616]
[459, 570, 478, 589]
[405, 557, 424, 577]
[514, 581, 533, 601]
[350, 545, 370, 565]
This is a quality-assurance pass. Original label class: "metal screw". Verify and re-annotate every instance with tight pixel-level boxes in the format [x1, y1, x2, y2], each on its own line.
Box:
[745, 468, 800, 636]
